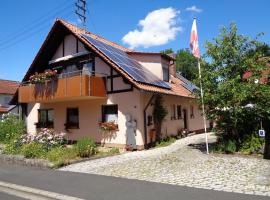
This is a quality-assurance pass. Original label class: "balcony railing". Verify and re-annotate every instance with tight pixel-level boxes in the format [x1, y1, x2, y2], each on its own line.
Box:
[18, 70, 107, 103]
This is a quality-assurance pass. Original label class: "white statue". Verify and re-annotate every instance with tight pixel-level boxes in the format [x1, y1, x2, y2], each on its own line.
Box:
[126, 114, 137, 150]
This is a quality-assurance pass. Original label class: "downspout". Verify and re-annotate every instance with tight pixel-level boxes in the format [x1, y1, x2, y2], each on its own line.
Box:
[143, 94, 155, 149]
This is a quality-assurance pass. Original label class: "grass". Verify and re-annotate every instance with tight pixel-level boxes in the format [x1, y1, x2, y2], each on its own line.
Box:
[154, 137, 177, 148]
[47, 146, 120, 168]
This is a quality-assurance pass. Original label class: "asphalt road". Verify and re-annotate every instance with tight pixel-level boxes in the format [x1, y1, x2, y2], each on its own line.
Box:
[0, 192, 26, 200]
[0, 164, 269, 200]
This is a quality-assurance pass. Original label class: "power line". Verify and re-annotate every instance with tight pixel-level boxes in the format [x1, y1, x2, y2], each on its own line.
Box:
[0, 11, 73, 52]
[0, 0, 72, 43]
[0, 1, 73, 46]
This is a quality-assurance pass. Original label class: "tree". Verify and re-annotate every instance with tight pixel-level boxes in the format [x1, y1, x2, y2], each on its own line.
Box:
[200, 23, 270, 159]
[161, 48, 174, 54]
[161, 48, 198, 82]
[175, 49, 198, 81]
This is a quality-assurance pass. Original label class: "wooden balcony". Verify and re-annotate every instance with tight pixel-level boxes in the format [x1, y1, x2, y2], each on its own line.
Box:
[18, 74, 107, 103]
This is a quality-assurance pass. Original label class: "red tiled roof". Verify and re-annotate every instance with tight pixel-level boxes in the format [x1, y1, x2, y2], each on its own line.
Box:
[0, 106, 9, 113]
[60, 19, 131, 52]
[22, 19, 196, 99]
[57, 19, 195, 98]
[0, 79, 20, 95]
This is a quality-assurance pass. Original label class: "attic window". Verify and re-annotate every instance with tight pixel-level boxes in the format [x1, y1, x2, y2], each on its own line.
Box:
[163, 66, 169, 82]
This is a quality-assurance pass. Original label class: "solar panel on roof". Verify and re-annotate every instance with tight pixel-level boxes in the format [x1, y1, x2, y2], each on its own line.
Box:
[176, 73, 199, 92]
[82, 35, 171, 89]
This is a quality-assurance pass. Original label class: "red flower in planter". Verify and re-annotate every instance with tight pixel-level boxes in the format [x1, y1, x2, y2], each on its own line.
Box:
[99, 121, 118, 131]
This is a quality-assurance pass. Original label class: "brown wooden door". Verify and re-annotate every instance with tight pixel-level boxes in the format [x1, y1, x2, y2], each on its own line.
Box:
[183, 109, 188, 129]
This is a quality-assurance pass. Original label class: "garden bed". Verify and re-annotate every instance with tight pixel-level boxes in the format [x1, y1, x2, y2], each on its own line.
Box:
[0, 114, 120, 169]
[0, 144, 120, 169]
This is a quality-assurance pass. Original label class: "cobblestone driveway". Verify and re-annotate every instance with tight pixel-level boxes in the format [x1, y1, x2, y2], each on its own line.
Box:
[60, 133, 270, 197]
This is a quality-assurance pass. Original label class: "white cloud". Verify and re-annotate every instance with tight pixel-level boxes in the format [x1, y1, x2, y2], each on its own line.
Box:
[185, 6, 202, 13]
[122, 7, 181, 49]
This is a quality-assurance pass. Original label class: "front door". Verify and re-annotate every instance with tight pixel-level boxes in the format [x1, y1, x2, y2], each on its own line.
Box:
[183, 109, 188, 129]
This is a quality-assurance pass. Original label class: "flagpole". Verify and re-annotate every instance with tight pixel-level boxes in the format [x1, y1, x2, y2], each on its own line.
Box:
[197, 59, 209, 154]
[190, 18, 209, 154]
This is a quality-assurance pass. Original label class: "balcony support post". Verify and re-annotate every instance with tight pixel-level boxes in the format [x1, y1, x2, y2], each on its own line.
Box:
[80, 71, 82, 96]
[88, 76, 90, 96]
[65, 76, 67, 97]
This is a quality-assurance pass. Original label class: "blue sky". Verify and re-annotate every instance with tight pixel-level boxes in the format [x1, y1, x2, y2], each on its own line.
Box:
[0, 0, 269, 81]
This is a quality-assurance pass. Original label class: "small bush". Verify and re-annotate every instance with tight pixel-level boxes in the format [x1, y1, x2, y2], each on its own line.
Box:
[0, 113, 25, 143]
[240, 134, 264, 154]
[75, 138, 97, 157]
[46, 147, 78, 167]
[21, 143, 46, 158]
[224, 140, 237, 154]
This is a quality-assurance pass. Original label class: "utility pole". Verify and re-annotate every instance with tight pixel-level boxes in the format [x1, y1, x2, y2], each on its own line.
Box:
[75, 0, 87, 28]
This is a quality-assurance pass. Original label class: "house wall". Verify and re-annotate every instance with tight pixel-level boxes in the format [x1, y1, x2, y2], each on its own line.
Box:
[26, 88, 144, 148]
[0, 94, 12, 107]
[0, 94, 20, 117]
[25, 90, 208, 150]
[26, 103, 40, 134]
[130, 54, 164, 81]
[52, 34, 86, 60]
[142, 93, 209, 144]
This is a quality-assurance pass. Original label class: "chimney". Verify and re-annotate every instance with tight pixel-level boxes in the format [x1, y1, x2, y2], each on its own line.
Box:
[168, 53, 176, 77]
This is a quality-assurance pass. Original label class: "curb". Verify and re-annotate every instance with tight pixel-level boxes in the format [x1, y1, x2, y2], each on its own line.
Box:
[0, 181, 84, 200]
[0, 154, 54, 169]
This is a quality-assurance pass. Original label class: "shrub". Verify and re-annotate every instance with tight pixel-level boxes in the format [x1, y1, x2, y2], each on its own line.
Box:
[46, 147, 78, 167]
[224, 140, 237, 154]
[240, 134, 264, 154]
[75, 138, 97, 157]
[19, 129, 66, 150]
[21, 143, 46, 158]
[0, 113, 25, 143]
[3, 141, 21, 155]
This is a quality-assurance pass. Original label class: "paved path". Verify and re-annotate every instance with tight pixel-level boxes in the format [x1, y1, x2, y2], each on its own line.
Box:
[61, 133, 270, 197]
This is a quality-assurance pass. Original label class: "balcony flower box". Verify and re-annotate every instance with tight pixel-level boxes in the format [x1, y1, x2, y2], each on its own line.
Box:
[29, 69, 58, 84]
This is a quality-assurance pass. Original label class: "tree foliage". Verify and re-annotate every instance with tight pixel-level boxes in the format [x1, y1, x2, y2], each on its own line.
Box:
[200, 23, 270, 158]
[153, 95, 168, 141]
[175, 49, 198, 81]
[161, 49, 198, 82]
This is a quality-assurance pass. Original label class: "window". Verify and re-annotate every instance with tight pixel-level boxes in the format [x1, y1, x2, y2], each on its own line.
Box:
[37, 109, 54, 128]
[3, 96, 11, 106]
[171, 105, 176, 120]
[190, 105, 195, 119]
[147, 115, 153, 126]
[65, 108, 79, 129]
[177, 105, 182, 119]
[162, 66, 169, 82]
[102, 105, 118, 124]
[83, 61, 95, 75]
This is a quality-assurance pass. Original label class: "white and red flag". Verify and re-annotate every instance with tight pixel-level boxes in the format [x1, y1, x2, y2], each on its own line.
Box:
[190, 19, 200, 59]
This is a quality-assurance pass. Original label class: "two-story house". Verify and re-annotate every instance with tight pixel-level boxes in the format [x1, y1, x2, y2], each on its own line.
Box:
[0, 79, 20, 117]
[14, 19, 209, 149]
